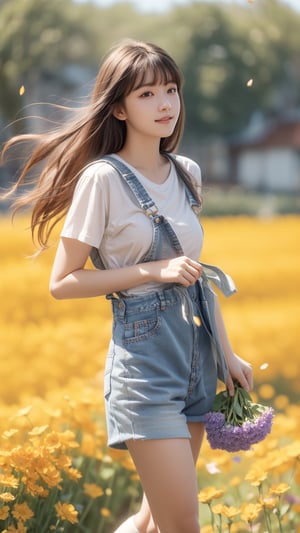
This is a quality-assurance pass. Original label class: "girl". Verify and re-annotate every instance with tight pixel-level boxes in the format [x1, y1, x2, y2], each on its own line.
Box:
[2, 40, 252, 533]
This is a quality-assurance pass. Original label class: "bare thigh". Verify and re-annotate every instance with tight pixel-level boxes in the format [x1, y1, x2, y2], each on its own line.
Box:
[127, 422, 205, 533]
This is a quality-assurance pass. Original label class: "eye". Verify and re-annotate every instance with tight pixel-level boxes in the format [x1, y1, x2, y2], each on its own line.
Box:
[140, 91, 153, 98]
[167, 85, 178, 94]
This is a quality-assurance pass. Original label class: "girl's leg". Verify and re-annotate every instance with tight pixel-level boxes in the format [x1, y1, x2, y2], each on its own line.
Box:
[127, 422, 205, 533]
[114, 423, 205, 533]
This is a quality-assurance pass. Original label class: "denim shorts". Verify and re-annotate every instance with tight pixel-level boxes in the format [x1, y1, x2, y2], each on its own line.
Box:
[104, 283, 218, 449]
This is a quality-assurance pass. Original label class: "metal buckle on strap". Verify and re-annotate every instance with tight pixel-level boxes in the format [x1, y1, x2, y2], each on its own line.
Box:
[144, 205, 159, 217]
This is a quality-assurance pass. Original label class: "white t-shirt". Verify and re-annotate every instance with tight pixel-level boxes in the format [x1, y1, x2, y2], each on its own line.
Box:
[61, 154, 203, 295]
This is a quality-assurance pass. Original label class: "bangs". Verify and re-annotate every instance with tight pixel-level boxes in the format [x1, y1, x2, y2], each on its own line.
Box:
[126, 53, 182, 94]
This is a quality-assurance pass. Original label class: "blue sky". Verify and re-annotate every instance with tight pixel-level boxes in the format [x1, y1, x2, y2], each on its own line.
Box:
[78, 0, 300, 13]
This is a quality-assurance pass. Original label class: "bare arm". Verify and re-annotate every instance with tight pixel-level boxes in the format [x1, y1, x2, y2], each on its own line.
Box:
[49, 237, 202, 299]
[214, 298, 253, 395]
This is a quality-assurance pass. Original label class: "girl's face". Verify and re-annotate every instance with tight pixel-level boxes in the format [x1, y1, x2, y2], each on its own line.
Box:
[114, 70, 181, 142]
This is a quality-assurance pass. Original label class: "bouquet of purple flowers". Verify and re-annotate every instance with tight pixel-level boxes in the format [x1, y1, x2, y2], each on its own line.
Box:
[204, 382, 274, 452]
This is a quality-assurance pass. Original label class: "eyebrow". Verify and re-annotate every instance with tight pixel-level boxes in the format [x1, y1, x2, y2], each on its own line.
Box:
[133, 80, 177, 91]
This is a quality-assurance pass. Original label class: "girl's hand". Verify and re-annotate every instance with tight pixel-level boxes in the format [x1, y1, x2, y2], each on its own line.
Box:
[225, 353, 253, 396]
[151, 256, 202, 287]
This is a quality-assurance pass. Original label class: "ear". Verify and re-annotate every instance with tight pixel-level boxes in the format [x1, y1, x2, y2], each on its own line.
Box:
[112, 105, 127, 121]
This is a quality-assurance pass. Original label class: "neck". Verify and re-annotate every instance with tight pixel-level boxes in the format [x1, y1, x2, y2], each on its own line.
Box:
[117, 137, 165, 172]
[117, 138, 170, 184]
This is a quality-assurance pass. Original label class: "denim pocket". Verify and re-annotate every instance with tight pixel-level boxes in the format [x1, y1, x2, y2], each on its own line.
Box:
[123, 310, 161, 344]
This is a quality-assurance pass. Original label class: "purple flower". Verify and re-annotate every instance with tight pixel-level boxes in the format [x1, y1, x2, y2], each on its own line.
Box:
[204, 383, 274, 452]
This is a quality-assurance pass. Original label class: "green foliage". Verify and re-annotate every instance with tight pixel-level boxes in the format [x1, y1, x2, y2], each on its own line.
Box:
[180, 0, 300, 138]
[0, 0, 95, 124]
[1, 0, 300, 138]
[201, 187, 300, 216]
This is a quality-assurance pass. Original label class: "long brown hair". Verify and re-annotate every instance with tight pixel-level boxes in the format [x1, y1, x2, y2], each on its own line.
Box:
[1, 39, 196, 248]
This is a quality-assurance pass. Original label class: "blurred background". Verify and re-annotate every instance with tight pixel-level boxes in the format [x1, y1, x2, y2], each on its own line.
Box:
[0, 4, 300, 531]
[1, 0, 300, 215]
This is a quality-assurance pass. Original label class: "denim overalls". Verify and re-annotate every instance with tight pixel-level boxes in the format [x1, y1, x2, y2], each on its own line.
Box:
[90, 155, 236, 450]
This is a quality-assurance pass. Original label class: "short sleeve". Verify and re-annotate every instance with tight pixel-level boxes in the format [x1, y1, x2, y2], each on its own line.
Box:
[61, 167, 108, 248]
[175, 154, 202, 196]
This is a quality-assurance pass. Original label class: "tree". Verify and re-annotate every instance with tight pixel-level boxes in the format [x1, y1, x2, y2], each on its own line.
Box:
[0, 0, 95, 130]
[177, 0, 300, 138]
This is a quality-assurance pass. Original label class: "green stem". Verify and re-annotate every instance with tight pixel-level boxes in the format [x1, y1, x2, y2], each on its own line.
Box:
[208, 503, 216, 531]
[79, 497, 94, 526]
[217, 514, 222, 533]
[262, 507, 273, 533]
[257, 485, 272, 533]
[39, 487, 59, 533]
[276, 511, 284, 533]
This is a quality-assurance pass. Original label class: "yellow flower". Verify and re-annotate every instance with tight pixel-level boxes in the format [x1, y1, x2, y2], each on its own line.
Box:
[212, 504, 223, 514]
[269, 482, 290, 495]
[66, 467, 82, 481]
[2, 429, 19, 439]
[100, 507, 111, 517]
[198, 486, 224, 503]
[55, 502, 79, 524]
[10, 446, 35, 472]
[22, 474, 49, 498]
[44, 432, 63, 451]
[28, 425, 49, 436]
[0, 474, 19, 489]
[0, 505, 10, 520]
[13, 406, 32, 418]
[212, 503, 240, 520]
[84, 483, 104, 499]
[245, 466, 268, 486]
[57, 430, 79, 450]
[12, 502, 34, 521]
[240, 502, 262, 523]
[260, 496, 278, 509]
[220, 505, 240, 520]
[39, 465, 62, 489]
[0, 492, 16, 502]
[56, 454, 72, 471]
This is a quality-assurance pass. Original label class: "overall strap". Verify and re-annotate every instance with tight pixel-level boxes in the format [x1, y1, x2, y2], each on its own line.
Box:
[201, 262, 237, 297]
[101, 155, 159, 218]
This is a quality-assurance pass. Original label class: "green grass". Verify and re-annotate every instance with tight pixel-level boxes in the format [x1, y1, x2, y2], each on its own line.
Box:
[201, 186, 300, 217]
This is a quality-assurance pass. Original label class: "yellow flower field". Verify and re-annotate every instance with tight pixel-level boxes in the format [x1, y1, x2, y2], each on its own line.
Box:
[0, 214, 299, 532]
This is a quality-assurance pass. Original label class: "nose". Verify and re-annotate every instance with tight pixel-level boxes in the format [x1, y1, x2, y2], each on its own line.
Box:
[158, 90, 172, 111]
[159, 98, 171, 111]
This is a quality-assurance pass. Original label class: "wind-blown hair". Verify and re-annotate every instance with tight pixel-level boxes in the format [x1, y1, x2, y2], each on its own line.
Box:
[1, 40, 196, 249]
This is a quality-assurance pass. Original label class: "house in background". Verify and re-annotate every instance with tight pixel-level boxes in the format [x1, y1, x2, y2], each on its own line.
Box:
[229, 111, 300, 193]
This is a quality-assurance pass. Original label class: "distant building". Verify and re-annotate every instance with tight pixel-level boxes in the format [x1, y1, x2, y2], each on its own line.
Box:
[229, 111, 300, 193]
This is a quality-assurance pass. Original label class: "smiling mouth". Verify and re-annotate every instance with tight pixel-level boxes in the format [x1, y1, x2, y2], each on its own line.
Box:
[155, 116, 173, 123]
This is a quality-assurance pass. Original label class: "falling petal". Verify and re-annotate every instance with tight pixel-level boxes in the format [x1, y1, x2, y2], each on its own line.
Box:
[247, 79, 254, 87]
[19, 85, 25, 96]
[206, 462, 221, 474]
[260, 363, 269, 370]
